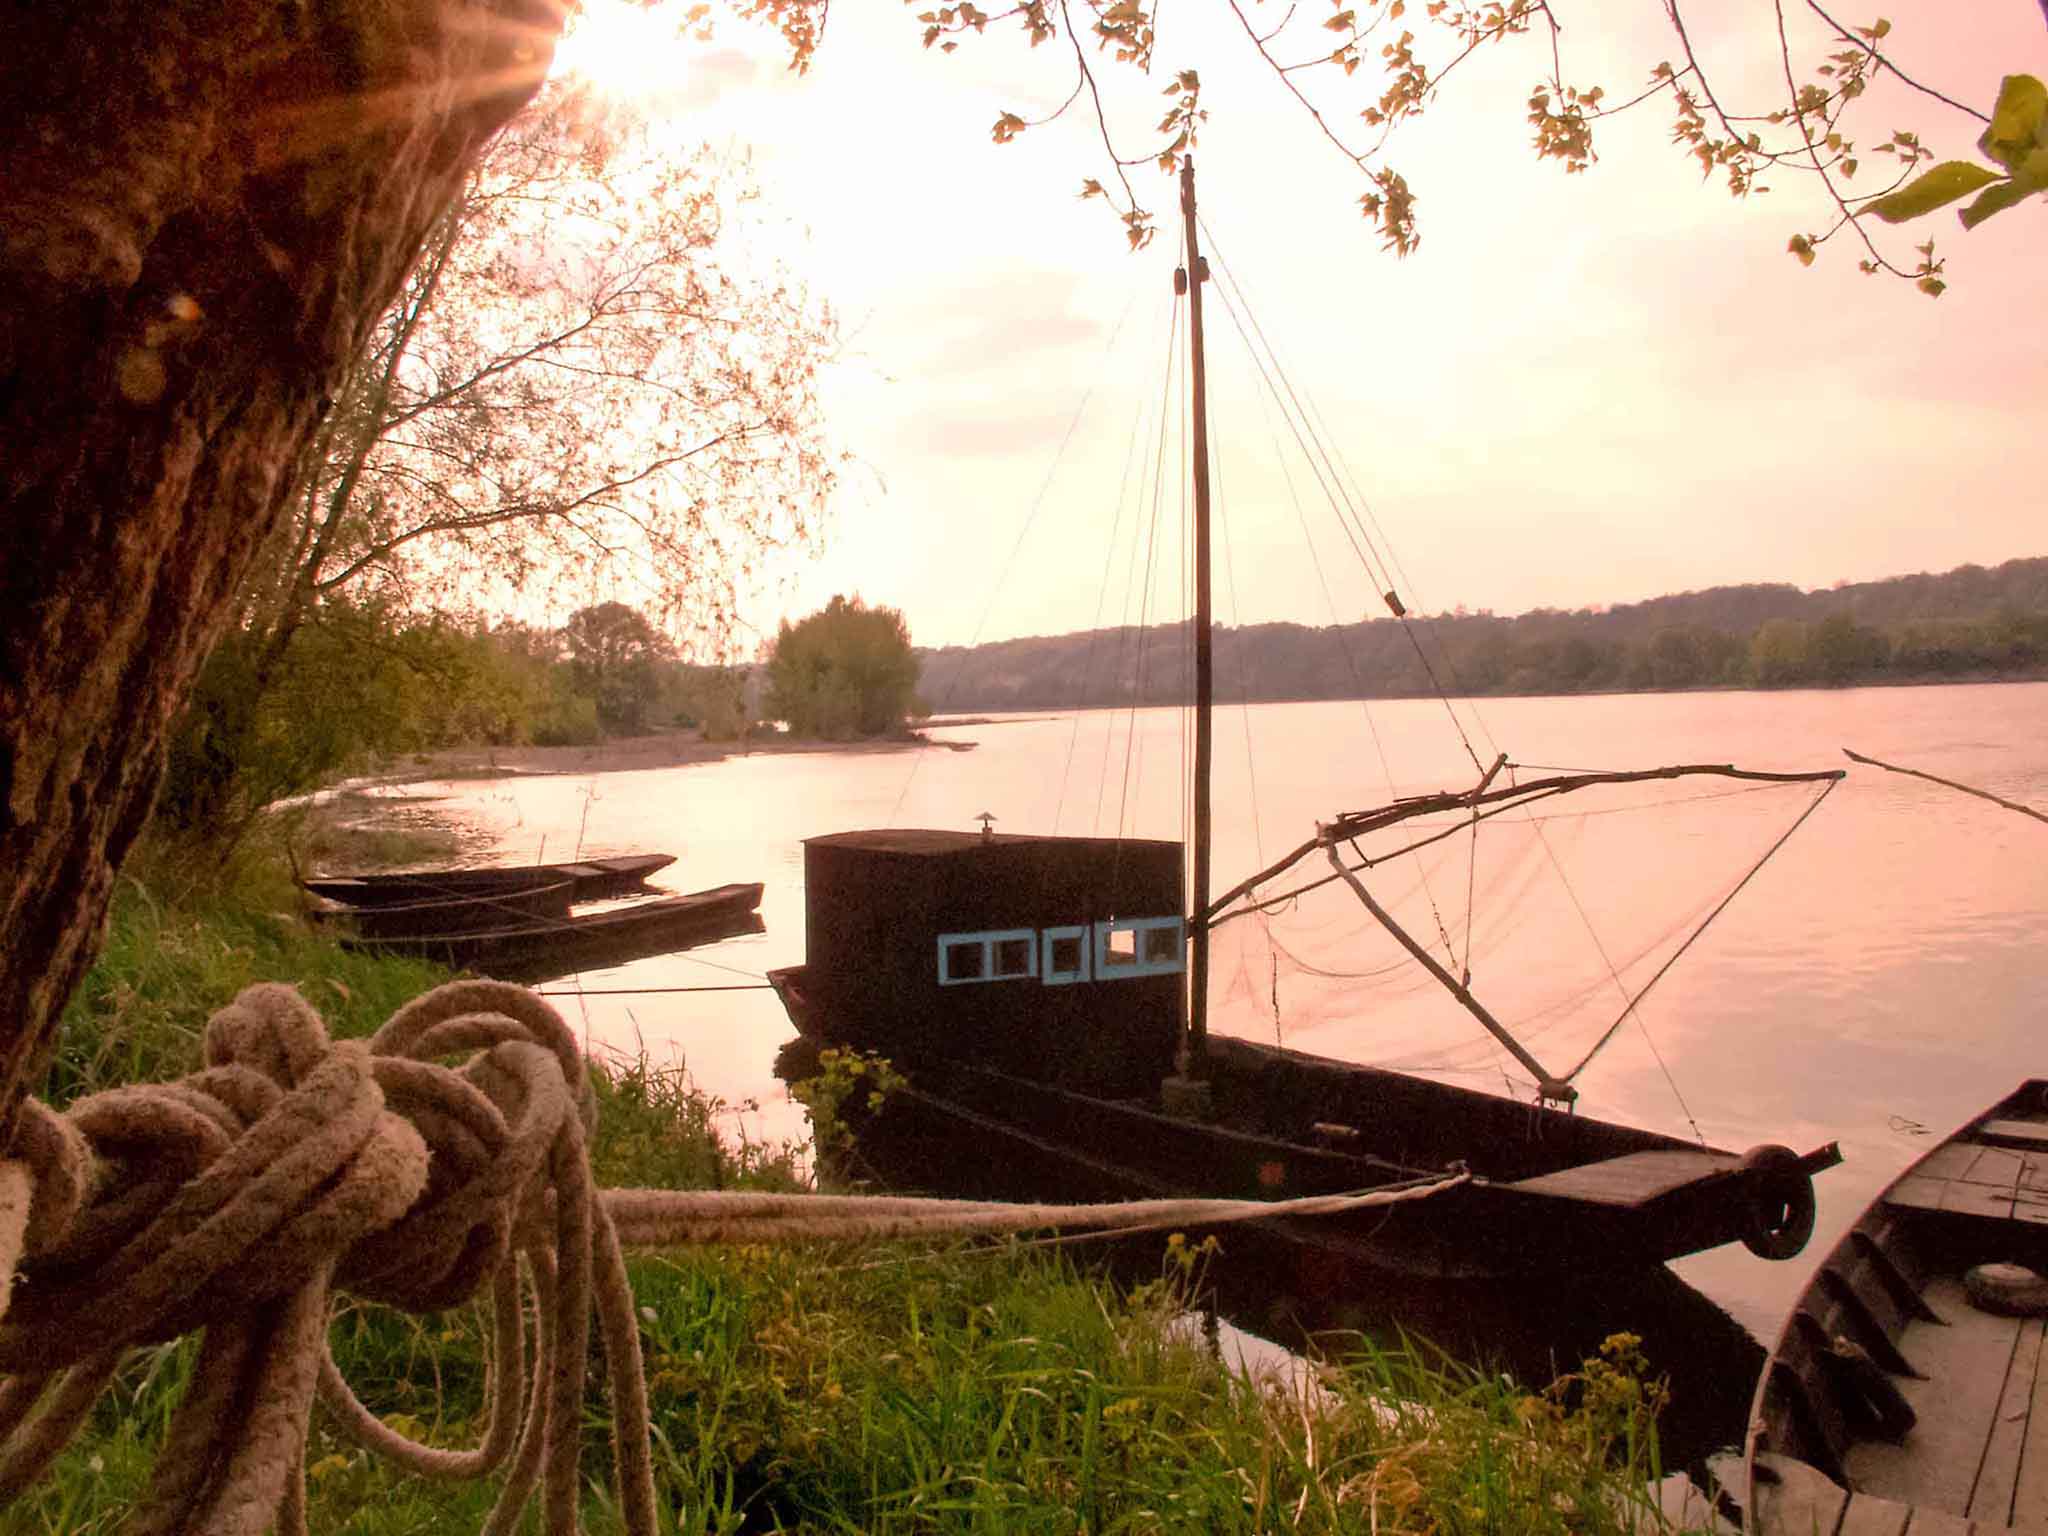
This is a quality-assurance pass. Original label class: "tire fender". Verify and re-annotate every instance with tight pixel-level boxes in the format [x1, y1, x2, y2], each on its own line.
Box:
[1738, 1143, 1817, 1261]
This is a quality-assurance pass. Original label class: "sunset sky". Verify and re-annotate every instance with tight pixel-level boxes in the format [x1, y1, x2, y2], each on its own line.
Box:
[556, 2, 2044, 654]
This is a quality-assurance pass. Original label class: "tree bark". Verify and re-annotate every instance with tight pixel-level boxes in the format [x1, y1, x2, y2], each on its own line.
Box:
[0, 0, 559, 1136]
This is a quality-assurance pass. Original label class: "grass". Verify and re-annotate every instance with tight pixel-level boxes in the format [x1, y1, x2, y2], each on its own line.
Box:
[17, 816, 1720, 1535]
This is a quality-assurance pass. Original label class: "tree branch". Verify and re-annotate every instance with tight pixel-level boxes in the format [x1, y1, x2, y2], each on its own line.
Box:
[1843, 748, 2048, 826]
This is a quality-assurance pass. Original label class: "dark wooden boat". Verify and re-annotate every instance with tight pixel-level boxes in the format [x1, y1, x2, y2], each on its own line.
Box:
[1741, 1082, 2048, 1533]
[767, 829, 1840, 1280]
[303, 852, 675, 907]
[309, 879, 573, 939]
[347, 881, 764, 982]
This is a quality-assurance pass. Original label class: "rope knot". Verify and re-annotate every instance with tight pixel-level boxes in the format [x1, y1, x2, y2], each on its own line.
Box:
[0, 979, 638, 1535]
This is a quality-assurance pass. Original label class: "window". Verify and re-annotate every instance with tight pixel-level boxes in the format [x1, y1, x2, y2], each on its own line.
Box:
[1041, 925, 1091, 986]
[993, 936, 1034, 978]
[936, 929, 1038, 986]
[1093, 916, 1184, 980]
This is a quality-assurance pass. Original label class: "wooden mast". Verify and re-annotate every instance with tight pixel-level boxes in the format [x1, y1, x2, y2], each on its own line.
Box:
[1180, 156, 1214, 1072]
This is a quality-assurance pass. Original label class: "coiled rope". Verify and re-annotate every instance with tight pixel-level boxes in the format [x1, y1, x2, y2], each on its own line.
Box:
[0, 979, 1465, 1534]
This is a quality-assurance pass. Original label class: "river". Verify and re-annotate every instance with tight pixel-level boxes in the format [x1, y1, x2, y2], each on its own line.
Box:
[370, 680, 2046, 1373]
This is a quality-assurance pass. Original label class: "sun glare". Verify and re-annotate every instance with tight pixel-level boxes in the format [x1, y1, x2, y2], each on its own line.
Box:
[551, 0, 699, 101]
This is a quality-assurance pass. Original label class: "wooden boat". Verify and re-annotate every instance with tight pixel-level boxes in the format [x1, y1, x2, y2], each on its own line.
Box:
[303, 852, 674, 907]
[1741, 1082, 2048, 1533]
[309, 879, 573, 939]
[767, 830, 1839, 1279]
[768, 160, 1845, 1283]
[347, 881, 764, 982]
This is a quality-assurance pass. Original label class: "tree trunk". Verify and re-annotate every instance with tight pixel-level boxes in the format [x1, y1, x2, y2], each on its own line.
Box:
[0, 0, 558, 1136]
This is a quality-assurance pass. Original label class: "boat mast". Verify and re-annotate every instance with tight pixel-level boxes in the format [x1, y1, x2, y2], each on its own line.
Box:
[1179, 157, 1214, 1072]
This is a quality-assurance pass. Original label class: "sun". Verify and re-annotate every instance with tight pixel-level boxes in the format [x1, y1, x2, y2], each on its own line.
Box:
[550, 0, 702, 102]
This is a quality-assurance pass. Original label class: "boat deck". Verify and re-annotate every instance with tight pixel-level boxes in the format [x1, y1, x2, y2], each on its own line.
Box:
[1752, 1089, 2048, 1534]
[1835, 1276, 2048, 1528]
[1510, 1149, 1740, 1206]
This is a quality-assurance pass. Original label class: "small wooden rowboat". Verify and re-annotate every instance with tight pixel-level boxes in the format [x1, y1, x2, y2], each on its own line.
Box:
[1743, 1081, 2048, 1533]
[303, 853, 675, 907]
[343, 882, 765, 982]
[309, 880, 573, 939]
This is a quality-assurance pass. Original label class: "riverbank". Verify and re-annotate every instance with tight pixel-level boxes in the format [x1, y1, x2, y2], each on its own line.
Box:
[354, 722, 971, 789]
[31, 819, 1715, 1533]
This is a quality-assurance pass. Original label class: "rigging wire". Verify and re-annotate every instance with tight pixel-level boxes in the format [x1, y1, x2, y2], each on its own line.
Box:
[1205, 273, 1461, 970]
[1209, 779, 1793, 928]
[886, 270, 1148, 829]
[1055, 300, 1164, 830]
[1560, 774, 1843, 1085]
[1198, 221, 1484, 776]
[1113, 295, 1184, 845]
[1196, 224, 1772, 1131]
[1212, 411, 1268, 879]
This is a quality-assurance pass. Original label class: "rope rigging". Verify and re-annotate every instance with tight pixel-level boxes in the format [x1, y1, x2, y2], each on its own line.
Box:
[0, 978, 1470, 1535]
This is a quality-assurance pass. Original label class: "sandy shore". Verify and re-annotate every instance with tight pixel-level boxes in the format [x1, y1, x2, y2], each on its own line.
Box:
[358, 726, 968, 789]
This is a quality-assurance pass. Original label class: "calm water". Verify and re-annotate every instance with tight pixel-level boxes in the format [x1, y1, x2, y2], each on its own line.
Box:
[378, 681, 2047, 1350]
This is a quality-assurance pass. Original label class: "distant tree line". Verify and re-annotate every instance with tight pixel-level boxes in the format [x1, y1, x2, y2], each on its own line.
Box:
[158, 592, 931, 846]
[159, 598, 762, 844]
[915, 558, 2048, 712]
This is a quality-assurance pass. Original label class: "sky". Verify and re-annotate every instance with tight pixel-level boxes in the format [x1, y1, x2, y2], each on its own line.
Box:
[553, 1, 2045, 654]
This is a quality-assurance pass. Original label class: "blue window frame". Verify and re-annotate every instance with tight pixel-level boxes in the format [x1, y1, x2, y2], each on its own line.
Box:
[1093, 916, 1184, 979]
[937, 928, 1038, 986]
[1040, 925, 1091, 986]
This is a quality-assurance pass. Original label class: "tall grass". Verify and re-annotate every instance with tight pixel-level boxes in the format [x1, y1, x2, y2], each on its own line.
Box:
[20, 824, 1718, 1534]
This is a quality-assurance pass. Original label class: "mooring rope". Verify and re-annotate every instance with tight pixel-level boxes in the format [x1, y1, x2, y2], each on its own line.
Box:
[0, 979, 1467, 1534]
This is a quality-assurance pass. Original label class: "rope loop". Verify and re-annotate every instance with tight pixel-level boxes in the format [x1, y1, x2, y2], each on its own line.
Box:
[0, 977, 1470, 1534]
[0, 979, 655, 1536]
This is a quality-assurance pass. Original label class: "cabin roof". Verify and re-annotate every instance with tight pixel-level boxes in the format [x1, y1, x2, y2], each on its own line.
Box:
[803, 829, 1180, 856]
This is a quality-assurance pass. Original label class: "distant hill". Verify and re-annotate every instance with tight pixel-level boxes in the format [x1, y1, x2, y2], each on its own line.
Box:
[914, 557, 2048, 711]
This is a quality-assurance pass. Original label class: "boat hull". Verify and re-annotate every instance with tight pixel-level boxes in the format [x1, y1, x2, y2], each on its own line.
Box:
[311, 879, 574, 938]
[1742, 1080, 2048, 1533]
[769, 963, 1834, 1281]
[347, 882, 764, 982]
[304, 853, 675, 907]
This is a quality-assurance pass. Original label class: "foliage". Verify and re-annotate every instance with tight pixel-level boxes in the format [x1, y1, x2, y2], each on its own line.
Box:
[158, 602, 508, 843]
[787, 1046, 910, 1160]
[30, 1211, 1707, 1533]
[763, 594, 926, 739]
[735, 0, 2043, 291]
[45, 828, 457, 1108]
[916, 556, 2048, 708]
[562, 601, 671, 735]
[259, 80, 835, 647]
[154, 76, 839, 841]
[1867, 74, 2048, 237]
[664, 663, 758, 741]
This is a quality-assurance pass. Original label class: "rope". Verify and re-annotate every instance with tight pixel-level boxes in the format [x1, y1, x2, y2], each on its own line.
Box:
[1559, 774, 1843, 1085]
[0, 979, 1468, 1534]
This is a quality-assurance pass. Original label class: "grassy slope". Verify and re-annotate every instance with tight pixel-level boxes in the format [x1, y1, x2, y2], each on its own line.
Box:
[19, 827, 1712, 1535]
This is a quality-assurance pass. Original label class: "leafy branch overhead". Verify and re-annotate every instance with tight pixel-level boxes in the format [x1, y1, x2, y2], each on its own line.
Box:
[1862, 73, 2048, 234]
[736, 0, 2044, 290]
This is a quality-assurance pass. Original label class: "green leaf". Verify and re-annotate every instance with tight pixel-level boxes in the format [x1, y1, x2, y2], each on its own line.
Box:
[1977, 74, 2048, 171]
[1863, 160, 2003, 223]
[1957, 177, 2032, 230]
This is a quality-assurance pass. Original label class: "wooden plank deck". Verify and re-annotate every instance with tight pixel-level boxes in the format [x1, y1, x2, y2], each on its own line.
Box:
[1505, 1149, 1737, 1207]
[1982, 1121, 2048, 1152]
[1885, 1138, 2026, 1222]
[1848, 1278, 2025, 1513]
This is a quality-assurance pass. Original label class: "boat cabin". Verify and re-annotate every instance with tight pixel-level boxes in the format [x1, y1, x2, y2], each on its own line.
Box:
[800, 830, 1185, 1098]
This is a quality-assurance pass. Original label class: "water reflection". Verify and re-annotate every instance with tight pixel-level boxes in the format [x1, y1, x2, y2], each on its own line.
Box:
[382, 683, 2047, 1444]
